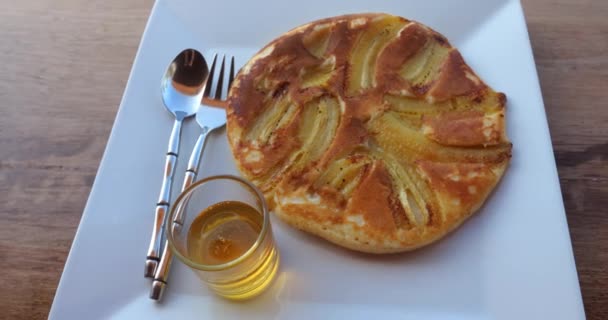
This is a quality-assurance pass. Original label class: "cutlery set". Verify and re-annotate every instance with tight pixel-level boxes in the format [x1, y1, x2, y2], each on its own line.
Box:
[144, 49, 235, 301]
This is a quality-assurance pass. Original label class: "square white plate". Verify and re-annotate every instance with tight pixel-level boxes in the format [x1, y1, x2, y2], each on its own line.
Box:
[49, 0, 585, 319]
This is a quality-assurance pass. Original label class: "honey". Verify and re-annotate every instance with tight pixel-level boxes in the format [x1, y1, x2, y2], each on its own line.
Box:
[186, 200, 279, 299]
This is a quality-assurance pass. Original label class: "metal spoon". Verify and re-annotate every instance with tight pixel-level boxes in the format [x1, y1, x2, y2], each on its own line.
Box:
[144, 49, 209, 278]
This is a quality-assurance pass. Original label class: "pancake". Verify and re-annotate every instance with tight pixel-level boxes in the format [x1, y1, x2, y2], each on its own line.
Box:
[226, 13, 512, 253]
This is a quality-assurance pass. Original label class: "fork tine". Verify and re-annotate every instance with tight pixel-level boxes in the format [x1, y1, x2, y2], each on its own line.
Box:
[228, 56, 235, 90]
[203, 54, 218, 98]
[214, 56, 226, 100]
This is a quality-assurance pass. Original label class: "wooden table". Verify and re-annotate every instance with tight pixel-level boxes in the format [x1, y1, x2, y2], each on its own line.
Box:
[1, 1, 606, 318]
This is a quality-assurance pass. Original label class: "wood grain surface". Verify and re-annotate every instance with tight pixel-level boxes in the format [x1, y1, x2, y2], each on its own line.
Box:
[0, 0, 606, 319]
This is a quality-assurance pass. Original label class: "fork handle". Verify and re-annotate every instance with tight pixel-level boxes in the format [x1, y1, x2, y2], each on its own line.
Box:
[145, 119, 183, 278]
[150, 130, 210, 300]
[172, 130, 209, 233]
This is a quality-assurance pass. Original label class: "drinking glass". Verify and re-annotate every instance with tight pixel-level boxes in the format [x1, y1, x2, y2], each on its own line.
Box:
[166, 175, 279, 300]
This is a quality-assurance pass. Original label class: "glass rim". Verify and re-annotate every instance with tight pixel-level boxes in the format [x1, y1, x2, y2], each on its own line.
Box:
[165, 174, 270, 271]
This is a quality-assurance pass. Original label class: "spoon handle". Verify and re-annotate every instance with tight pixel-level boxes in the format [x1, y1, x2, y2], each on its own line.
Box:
[150, 130, 210, 300]
[145, 119, 183, 278]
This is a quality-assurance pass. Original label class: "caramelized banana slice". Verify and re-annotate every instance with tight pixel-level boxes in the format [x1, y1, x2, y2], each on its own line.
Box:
[347, 15, 407, 95]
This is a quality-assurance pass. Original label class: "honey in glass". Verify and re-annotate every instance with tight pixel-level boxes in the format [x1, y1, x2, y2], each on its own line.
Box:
[167, 176, 279, 300]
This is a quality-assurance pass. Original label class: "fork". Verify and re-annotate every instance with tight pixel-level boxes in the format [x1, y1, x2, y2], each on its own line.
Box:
[150, 54, 235, 301]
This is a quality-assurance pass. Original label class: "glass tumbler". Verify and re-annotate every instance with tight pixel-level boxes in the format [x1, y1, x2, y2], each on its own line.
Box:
[166, 175, 279, 300]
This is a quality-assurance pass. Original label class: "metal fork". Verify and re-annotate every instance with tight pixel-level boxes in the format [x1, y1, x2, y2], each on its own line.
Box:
[150, 54, 235, 301]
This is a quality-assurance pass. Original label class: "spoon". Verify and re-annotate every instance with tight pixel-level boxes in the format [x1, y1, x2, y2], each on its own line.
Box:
[144, 49, 209, 278]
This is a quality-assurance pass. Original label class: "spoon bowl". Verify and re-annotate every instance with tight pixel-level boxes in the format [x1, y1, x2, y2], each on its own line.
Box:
[161, 49, 209, 120]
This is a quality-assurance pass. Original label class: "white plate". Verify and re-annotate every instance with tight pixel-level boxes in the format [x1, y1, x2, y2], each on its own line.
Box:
[49, 0, 585, 319]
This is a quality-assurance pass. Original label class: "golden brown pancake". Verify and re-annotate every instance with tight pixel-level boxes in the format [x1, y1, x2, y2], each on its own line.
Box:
[226, 13, 512, 253]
